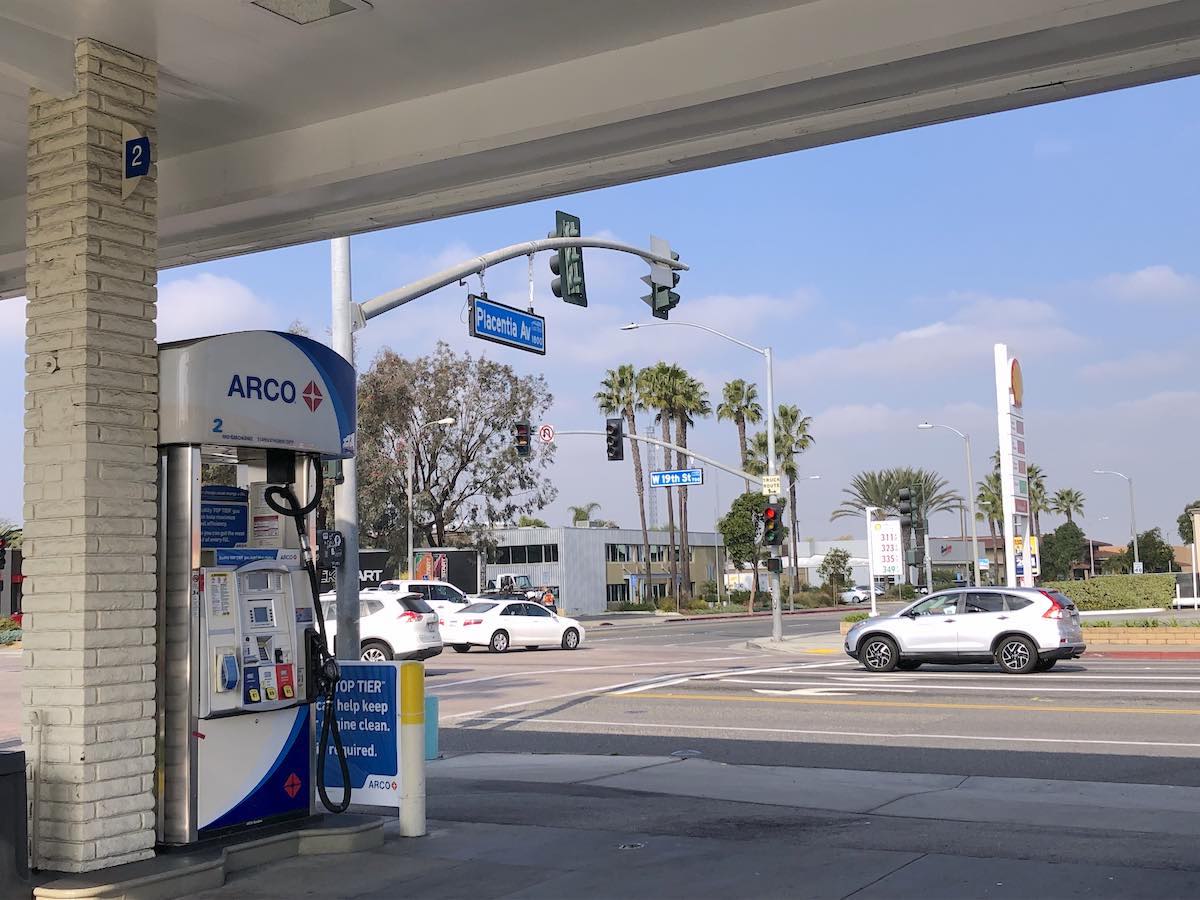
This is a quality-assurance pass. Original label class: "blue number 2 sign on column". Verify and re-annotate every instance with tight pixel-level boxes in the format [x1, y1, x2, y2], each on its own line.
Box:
[125, 135, 150, 178]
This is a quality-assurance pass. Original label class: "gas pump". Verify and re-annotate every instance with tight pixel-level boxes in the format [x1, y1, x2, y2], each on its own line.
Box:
[155, 330, 355, 846]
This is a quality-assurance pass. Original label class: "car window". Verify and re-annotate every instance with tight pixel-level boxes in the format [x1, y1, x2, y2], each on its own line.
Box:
[1005, 595, 1033, 611]
[524, 603, 553, 617]
[460, 602, 497, 614]
[378, 582, 401, 592]
[408, 584, 432, 600]
[965, 592, 1006, 613]
[909, 593, 961, 616]
[430, 584, 463, 602]
[500, 604, 523, 616]
[360, 598, 385, 617]
[397, 593, 434, 614]
[321, 600, 335, 620]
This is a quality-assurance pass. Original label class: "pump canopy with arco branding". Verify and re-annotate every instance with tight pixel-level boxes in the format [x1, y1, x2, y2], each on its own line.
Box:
[156, 331, 356, 847]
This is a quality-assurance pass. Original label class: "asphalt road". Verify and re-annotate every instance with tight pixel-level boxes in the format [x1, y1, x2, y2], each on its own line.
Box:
[435, 611, 1200, 786]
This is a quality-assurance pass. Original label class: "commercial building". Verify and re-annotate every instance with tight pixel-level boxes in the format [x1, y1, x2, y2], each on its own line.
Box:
[484, 526, 725, 615]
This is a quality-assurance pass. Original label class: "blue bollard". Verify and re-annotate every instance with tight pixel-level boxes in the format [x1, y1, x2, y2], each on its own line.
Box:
[424, 695, 439, 760]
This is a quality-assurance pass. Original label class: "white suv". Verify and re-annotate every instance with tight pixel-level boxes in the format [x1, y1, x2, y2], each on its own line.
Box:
[378, 579, 470, 615]
[844, 587, 1085, 674]
[322, 590, 442, 662]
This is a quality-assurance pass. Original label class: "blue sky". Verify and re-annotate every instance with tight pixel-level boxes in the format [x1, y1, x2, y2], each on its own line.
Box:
[3, 74, 1200, 545]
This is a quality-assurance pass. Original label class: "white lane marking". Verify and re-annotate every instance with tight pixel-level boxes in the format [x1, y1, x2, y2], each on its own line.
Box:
[779, 670, 1200, 683]
[455, 716, 1200, 750]
[431, 655, 756, 690]
[693, 661, 854, 680]
[612, 674, 715, 695]
[723, 678, 1200, 696]
[753, 687, 918, 696]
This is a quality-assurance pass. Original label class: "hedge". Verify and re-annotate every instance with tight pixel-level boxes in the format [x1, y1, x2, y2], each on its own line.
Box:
[1042, 574, 1176, 611]
[0, 629, 20, 645]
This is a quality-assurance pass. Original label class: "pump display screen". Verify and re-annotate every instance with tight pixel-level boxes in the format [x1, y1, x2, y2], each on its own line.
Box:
[250, 606, 274, 626]
[244, 572, 272, 592]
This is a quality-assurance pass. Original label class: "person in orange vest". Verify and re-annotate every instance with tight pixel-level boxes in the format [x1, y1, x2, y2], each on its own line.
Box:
[541, 587, 556, 610]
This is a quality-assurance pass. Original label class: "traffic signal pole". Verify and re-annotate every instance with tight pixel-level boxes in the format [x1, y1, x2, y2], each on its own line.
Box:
[764, 345, 783, 643]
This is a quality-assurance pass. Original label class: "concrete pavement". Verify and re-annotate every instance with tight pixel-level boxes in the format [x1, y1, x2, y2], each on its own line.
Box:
[187, 751, 1200, 899]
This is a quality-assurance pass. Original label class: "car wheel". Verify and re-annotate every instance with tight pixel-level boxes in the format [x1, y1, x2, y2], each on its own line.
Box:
[360, 640, 393, 663]
[452, 644, 471, 653]
[860, 635, 899, 672]
[1034, 658, 1057, 671]
[996, 636, 1038, 674]
[562, 628, 580, 650]
[897, 661, 922, 671]
[488, 630, 510, 653]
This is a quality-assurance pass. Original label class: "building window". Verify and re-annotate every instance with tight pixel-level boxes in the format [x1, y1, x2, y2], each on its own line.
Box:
[649, 545, 667, 562]
[509, 545, 527, 564]
[650, 583, 666, 598]
[495, 546, 511, 565]
[527, 544, 544, 564]
[606, 583, 630, 607]
[544, 544, 559, 563]
[606, 544, 631, 563]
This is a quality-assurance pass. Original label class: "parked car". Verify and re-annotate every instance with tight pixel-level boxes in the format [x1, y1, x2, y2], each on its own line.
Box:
[843, 587, 1085, 674]
[322, 590, 443, 662]
[440, 599, 584, 653]
[378, 579, 471, 615]
[839, 586, 871, 604]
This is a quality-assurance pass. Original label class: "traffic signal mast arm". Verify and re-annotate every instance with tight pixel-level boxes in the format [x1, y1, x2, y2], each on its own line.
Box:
[553, 429, 762, 487]
[357, 237, 689, 323]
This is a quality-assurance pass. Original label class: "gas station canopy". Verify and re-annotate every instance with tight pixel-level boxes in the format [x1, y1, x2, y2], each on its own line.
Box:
[4, 0, 1200, 296]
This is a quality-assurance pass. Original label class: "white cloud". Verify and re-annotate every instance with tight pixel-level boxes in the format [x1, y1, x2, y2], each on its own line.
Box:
[1095, 265, 1200, 304]
[1078, 350, 1189, 382]
[157, 273, 278, 342]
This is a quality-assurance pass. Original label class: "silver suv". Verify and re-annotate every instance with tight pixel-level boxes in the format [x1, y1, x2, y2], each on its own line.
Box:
[845, 587, 1086, 674]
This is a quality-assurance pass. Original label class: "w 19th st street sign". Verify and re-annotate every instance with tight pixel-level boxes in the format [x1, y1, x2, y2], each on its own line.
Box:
[650, 468, 703, 487]
[468, 294, 546, 355]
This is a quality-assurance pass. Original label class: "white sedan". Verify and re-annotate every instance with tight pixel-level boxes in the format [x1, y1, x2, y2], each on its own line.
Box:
[440, 599, 585, 653]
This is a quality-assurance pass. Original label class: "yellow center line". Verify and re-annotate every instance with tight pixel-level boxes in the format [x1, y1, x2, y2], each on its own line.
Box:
[631, 691, 1200, 716]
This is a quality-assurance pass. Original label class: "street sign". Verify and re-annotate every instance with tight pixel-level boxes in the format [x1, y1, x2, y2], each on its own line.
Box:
[760, 474, 782, 495]
[1133, 561, 1145, 575]
[537, 423, 555, 444]
[870, 520, 903, 578]
[650, 469, 703, 487]
[979, 557, 990, 570]
[122, 122, 151, 199]
[469, 294, 546, 355]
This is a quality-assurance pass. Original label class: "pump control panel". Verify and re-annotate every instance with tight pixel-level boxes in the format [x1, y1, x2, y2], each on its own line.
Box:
[198, 561, 312, 718]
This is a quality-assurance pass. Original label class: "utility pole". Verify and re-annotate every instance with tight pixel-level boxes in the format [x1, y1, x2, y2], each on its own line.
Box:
[330, 237, 359, 662]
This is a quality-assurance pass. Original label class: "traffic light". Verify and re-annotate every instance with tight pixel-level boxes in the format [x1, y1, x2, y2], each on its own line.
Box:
[898, 487, 914, 529]
[762, 501, 783, 546]
[641, 240, 681, 320]
[605, 417, 624, 461]
[548, 210, 587, 306]
[906, 548, 925, 567]
[513, 421, 531, 458]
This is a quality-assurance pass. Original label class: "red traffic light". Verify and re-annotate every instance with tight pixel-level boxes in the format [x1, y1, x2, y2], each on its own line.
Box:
[763, 507, 777, 521]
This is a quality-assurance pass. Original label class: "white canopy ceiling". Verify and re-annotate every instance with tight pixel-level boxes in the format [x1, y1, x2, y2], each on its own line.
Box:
[4, 0, 1200, 296]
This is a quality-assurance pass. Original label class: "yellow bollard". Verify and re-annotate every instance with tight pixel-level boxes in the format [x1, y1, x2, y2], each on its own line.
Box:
[399, 661, 426, 836]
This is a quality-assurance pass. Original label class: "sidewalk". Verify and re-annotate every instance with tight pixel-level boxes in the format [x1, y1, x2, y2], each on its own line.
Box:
[187, 751, 1200, 899]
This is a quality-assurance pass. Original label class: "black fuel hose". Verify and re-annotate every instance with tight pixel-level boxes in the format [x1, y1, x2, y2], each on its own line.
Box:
[263, 463, 352, 814]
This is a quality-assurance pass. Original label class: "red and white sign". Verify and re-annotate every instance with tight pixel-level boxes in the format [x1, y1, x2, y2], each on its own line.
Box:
[537, 423, 555, 444]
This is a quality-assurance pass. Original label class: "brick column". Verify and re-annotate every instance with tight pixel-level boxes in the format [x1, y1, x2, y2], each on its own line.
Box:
[23, 39, 158, 872]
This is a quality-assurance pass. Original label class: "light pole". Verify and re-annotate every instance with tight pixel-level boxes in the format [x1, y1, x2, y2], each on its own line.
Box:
[1090, 515, 1110, 577]
[918, 422, 981, 587]
[1094, 470, 1139, 572]
[330, 237, 361, 661]
[407, 417, 456, 579]
[621, 321, 784, 641]
[865, 505, 879, 618]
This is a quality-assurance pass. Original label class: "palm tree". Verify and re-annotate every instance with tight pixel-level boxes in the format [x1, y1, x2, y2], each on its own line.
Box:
[673, 374, 711, 600]
[976, 470, 1004, 547]
[595, 365, 652, 601]
[567, 502, 601, 526]
[832, 467, 961, 559]
[748, 406, 815, 595]
[716, 379, 763, 492]
[638, 364, 680, 600]
[1027, 463, 1048, 543]
[1050, 487, 1086, 525]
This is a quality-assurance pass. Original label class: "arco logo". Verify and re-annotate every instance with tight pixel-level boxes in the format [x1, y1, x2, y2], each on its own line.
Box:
[302, 381, 323, 412]
[283, 773, 302, 798]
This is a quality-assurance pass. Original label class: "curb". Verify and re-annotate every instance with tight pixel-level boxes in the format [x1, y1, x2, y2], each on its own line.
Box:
[664, 606, 846, 624]
[1087, 650, 1200, 660]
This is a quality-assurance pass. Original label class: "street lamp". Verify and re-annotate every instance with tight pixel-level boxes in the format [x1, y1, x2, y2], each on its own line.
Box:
[917, 422, 981, 587]
[408, 417, 456, 579]
[621, 320, 783, 641]
[1090, 515, 1110, 578]
[1093, 470, 1139, 572]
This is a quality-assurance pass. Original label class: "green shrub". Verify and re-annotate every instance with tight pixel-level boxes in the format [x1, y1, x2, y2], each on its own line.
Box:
[0, 616, 17, 632]
[0, 629, 20, 645]
[656, 595, 677, 613]
[1043, 574, 1175, 611]
[1083, 618, 1200, 628]
[612, 601, 656, 612]
[843, 611, 869, 623]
